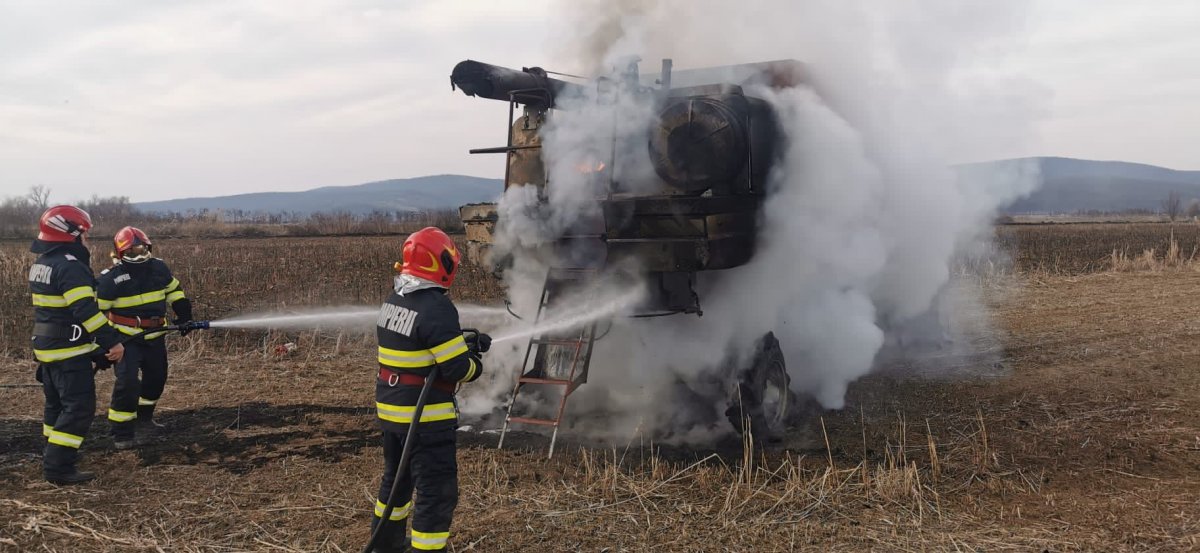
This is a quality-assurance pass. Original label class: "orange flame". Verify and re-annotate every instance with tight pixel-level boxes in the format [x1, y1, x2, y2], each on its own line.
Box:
[576, 161, 607, 174]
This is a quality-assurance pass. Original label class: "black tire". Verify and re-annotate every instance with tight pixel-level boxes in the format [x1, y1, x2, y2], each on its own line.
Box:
[725, 332, 794, 441]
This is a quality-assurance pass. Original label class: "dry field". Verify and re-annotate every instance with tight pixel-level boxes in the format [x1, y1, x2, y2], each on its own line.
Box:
[1, 226, 1198, 551]
[996, 222, 1200, 274]
[0, 235, 503, 354]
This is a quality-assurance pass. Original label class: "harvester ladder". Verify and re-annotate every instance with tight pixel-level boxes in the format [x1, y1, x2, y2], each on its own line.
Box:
[497, 267, 598, 459]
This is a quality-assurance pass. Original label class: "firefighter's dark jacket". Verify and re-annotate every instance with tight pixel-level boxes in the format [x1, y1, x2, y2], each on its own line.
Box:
[96, 258, 191, 341]
[28, 240, 121, 363]
[376, 287, 482, 433]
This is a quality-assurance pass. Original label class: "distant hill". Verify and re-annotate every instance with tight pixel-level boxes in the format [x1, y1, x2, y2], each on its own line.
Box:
[133, 159, 1200, 217]
[135, 175, 502, 215]
[985, 157, 1200, 214]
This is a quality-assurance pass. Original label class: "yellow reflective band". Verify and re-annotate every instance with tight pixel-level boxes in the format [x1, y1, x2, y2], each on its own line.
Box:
[43, 424, 53, 437]
[47, 430, 84, 449]
[97, 298, 114, 310]
[108, 409, 137, 422]
[113, 322, 142, 336]
[378, 336, 469, 369]
[82, 312, 108, 333]
[430, 336, 468, 363]
[461, 358, 478, 383]
[429, 335, 465, 354]
[166, 290, 186, 303]
[34, 343, 99, 363]
[111, 290, 166, 308]
[410, 530, 450, 550]
[378, 346, 436, 369]
[112, 323, 167, 340]
[376, 401, 457, 424]
[433, 346, 468, 363]
[32, 293, 68, 307]
[62, 286, 95, 305]
[138, 397, 158, 406]
[164, 278, 181, 292]
[373, 500, 412, 521]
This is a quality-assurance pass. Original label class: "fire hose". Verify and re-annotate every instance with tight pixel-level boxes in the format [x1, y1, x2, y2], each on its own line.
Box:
[127, 320, 211, 339]
[91, 320, 212, 372]
[361, 328, 481, 553]
[15, 321, 214, 388]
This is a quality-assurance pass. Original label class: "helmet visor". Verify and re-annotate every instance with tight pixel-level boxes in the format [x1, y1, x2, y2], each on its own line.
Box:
[121, 244, 153, 263]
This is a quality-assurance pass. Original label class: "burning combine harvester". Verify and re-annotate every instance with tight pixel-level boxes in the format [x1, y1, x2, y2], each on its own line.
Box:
[450, 58, 808, 454]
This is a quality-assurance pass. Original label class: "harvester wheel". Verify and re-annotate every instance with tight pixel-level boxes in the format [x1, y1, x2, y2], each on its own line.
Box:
[726, 332, 794, 442]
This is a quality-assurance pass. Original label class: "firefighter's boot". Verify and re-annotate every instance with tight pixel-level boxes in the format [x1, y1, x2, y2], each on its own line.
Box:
[135, 418, 165, 446]
[113, 438, 136, 450]
[370, 516, 411, 553]
[46, 469, 96, 485]
[112, 422, 137, 449]
[43, 444, 94, 485]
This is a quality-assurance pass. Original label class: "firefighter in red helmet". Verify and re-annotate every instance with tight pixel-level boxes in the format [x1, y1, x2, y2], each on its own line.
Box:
[28, 205, 125, 484]
[370, 227, 491, 552]
[96, 226, 192, 449]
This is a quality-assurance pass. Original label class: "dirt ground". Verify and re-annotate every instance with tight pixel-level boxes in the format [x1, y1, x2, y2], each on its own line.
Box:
[2, 270, 1198, 551]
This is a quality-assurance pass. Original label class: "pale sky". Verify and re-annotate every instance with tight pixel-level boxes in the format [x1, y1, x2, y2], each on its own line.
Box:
[1, 0, 1198, 203]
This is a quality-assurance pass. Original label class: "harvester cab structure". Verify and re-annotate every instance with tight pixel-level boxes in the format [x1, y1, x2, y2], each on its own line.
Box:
[450, 58, 808, 454]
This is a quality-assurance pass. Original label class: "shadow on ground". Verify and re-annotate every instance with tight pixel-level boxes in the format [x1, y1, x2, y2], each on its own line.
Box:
[0, 403, 378, 475]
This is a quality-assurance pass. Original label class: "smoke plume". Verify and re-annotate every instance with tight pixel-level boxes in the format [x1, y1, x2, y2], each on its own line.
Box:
[462, 0, 1044, 441]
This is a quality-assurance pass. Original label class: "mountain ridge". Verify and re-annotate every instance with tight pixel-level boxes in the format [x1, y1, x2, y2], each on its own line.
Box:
[134, 174, 503, 215]
[132, 158, 1200, 216]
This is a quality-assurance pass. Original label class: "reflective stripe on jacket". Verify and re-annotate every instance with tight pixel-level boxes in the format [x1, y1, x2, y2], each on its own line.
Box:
[375, 287, 482, 433]
[97, 259, 187, 341]
[29, 243, 120, 362]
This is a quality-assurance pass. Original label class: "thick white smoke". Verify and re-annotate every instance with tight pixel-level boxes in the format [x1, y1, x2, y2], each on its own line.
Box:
[460, 0, 1044, 440]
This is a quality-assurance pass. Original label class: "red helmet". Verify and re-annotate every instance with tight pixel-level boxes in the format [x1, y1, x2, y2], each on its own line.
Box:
[113, 226, 153, 263]
[397, 227, 461, 287]
[38, 205, 93, 242]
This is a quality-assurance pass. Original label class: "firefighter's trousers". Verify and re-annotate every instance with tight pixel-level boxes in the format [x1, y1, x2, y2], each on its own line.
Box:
[373, 427, 458, 552]
[108, 338, 168, 439]
[39, 356, 96, 478]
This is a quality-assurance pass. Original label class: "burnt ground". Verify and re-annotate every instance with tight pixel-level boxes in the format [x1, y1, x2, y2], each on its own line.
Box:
[2, 271, 1199, 551]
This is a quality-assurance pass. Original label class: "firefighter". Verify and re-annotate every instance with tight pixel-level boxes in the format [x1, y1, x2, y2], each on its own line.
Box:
[96, 226, 192, 449]
[29, 205, 125, 485]
[370, 227, 491, 553]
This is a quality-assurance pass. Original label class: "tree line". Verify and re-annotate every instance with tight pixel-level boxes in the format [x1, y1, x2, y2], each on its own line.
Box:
[0, 186, 464, 240]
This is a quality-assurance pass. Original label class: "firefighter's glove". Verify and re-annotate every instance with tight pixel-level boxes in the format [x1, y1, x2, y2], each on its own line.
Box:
[173, 299, 194, 330]
[92, 352, 114, 372]
[467, 332, 492, 354]
[175, 318, 193, 337]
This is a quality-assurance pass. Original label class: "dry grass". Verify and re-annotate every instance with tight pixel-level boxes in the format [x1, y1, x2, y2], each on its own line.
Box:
[996, 222, 1200, 274]
[0, 411, 1091, 552]
[1109, 232, 1200, 272]
[0, 235, 502, 355]
[3, 229, 1200, 551]
[4, 223, 1197, 352]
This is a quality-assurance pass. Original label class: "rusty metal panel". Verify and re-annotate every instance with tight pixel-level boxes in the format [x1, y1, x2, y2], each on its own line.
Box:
[603, 212, 756, 240]
[464, 241, 492, 266]
[507, 109, 545, 189]
[464, 222, 495, 243]
[630, 216, 707, 238]
[602, 195, 760, 216]
[603, 236, 756, 271]
[704, 212, 756, 238]
[461, 203, 499, 246]
[460, 203, 498, 222]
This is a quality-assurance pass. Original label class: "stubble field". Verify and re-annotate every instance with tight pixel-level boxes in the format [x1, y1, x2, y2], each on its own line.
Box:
[1, 224, 1198, 551]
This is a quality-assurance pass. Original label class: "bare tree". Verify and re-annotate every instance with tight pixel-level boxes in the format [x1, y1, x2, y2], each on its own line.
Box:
[1187, 199, 1200, 220]
[1162, 190, 1183, 221]
[27, 185, 51, 210]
